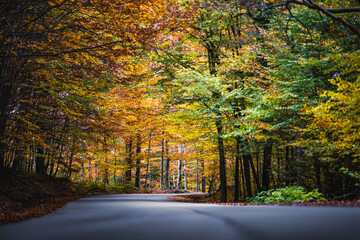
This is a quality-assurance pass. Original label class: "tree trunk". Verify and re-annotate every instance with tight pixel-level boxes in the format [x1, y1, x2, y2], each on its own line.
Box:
[285, 145, 290, 186]
[81, 163, 85, 182]
[160, 138, 165, 190]
[262, 141, 273, 191]
[165, 140, 170, 190]
[215, 118, 227, 202]
[201, 160, 206, 193]
[243, 152, 252, 198]
[249, 153, 261, 193]
[241, 139, 252, 198]
[36, 146, 46, 175]
[144, 133, 151, 189]
[135, 135, 141, 188]
[173, 160, 176, 188]
[196, 159, 200, 192]
[184, 160, 188, 191]
[149, 161, 152, 189]
[208, 176, 215, 193]
[125, 138, 133, 185]
[234, 137, 241, 202]
[177, 159, 182, 189]
[313, 156, 322, 191]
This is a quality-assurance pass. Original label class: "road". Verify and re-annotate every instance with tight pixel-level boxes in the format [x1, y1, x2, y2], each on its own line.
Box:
[1, 194, 360, 240]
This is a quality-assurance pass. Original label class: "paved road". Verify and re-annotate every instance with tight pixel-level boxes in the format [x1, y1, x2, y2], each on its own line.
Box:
[1, 194, 360, 240]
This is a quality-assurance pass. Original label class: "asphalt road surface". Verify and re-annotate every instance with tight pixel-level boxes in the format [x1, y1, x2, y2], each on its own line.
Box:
[1, 194, 360, 240]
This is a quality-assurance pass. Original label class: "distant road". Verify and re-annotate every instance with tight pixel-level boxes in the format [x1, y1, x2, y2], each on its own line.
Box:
[1, 194, 360, 240]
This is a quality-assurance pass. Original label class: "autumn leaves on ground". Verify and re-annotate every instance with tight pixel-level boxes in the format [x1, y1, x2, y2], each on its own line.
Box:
[1, 0, 360, 225]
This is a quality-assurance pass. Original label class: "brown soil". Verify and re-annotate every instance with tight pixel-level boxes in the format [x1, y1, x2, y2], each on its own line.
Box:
[0, 169, 86, 224]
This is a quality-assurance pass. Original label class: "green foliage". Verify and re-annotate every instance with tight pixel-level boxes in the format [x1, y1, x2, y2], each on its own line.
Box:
[248, 186, 327, 204]
[340, 167, 360, 186]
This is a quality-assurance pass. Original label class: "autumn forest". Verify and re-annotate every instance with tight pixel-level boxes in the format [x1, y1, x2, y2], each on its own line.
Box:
[1, 0, 359, 203]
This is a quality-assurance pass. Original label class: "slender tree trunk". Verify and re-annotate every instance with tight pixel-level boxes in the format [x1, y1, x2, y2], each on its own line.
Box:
[67, 144, 76, 179]
[240, 139, 252, 198]
[173, 160, 176, 188]
[234, 137, 241, 202]
[201, 160, 206, 193]
[160, 138, 165, 190]
[313, 156, 322, 191]
[177, 159, 182, 190]
[243, 153, 252, 198]
[88, 159, 92, 181]
[12, 142, 23, 172]
[208, 176, 215, 193]
[148, 160, 152, 189]
[196, 159, 200, 192]
[81, 163, 85, 182]
[165, 140, 170, 190]
[36, 145, 46, 175]
[215, 117, 227, 203]
[249, 154, 261, 193]
[135, 135, 141, 188]
[262, 141, 273, 191]
[125, 138, 133, 185]
[240, 151, 246, 199]
[144, 133, 151, 189]
[184, 160, 188, 191]
[245, 141, 261, 193]
[285, 145, 290, 186]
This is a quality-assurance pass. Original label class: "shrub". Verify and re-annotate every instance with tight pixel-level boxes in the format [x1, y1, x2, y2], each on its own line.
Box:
[248, 186, 327, 204]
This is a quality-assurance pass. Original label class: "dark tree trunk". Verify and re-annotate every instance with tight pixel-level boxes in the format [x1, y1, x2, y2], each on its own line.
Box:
[313, 156, 322, 191]
[36, 146, 46, 175]
[285, 146, 290, 186]
[0, 75, 13, 171]
[125, 138, 133, 185]
[160, 138, 165, 190]
[243, 151, 252, 198]
[249, 157, 261, 193]
[208, 176, 215, 193]
[215, 118, 227, 202]
[201, 160, 206, 193]
[234, 137, 241, 202]
[196, 159, 200, 192]
[135, 135, 141, 188]
[262, 141, 273, 191]
[12, 148, 23, 172]
[165, 140, 170, 190]
[144, 133, 151, 189]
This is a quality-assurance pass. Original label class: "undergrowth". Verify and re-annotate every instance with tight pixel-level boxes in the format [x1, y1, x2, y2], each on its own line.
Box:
[247, 186, 327, 204]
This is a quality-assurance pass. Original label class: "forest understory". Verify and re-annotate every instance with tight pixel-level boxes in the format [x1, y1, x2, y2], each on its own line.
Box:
[0, 169, 85, 224]
[168, 188, 360, 207]
[1, 170, 359, 225]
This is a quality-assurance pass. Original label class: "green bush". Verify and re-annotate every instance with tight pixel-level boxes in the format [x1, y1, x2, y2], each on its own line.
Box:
[248, 186, 327, 204]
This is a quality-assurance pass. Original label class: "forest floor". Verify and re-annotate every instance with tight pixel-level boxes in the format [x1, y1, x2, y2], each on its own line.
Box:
[0, 169, 87, 224]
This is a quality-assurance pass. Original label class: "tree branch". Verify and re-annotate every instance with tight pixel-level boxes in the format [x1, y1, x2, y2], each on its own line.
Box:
[263, 0, 360, 38]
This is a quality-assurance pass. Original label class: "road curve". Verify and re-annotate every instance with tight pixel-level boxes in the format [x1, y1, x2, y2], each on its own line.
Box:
[1, 194, 360, 240]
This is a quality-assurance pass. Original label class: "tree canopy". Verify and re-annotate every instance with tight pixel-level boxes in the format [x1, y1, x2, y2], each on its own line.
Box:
[1, 0, 359, 202]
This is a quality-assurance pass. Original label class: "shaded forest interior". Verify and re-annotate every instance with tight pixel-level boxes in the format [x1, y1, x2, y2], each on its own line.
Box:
[1, 0, 359, 207]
